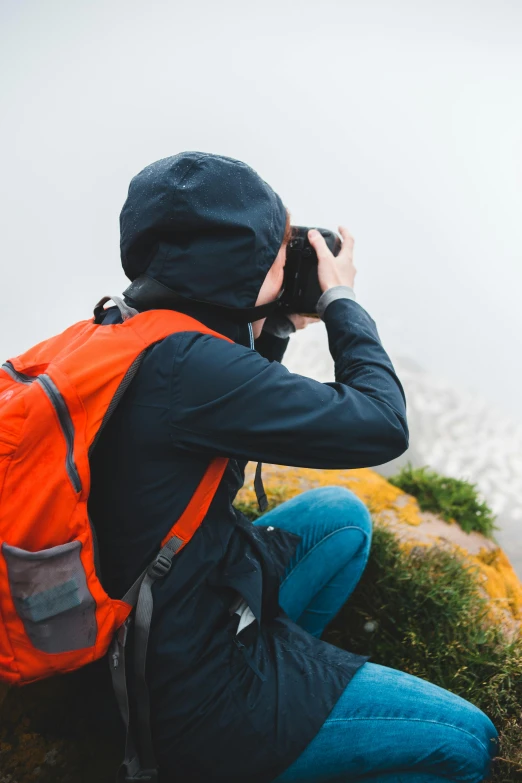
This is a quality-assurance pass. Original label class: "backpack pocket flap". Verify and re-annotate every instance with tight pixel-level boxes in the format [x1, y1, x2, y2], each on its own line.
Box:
[2, 540, 97, 654]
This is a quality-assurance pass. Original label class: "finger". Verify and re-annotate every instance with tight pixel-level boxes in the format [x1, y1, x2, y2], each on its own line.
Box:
[308, 229, 333, 263]
[338, 225, 354, 245]
[337, 226, 355, 260]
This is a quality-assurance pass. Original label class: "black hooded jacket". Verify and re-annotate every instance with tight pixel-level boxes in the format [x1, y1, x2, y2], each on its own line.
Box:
[88, 152, 409, 783]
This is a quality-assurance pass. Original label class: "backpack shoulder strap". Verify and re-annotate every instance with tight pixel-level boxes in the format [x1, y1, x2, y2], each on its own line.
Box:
[110, 456, 230, 782]
[90, 299, 233, 782]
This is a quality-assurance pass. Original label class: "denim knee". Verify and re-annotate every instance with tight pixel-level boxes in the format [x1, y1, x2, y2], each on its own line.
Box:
[261, 485, 373, 571]
[468, 710, 499, 782]
[443, 707, 498, 782]
[307, 485, 373, 543]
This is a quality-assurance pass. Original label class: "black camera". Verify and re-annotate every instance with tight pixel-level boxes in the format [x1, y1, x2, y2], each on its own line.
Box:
[276, 226, 342, 316]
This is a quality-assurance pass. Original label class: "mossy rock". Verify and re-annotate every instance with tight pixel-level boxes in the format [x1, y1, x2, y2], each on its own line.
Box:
[2, 464, 521, 781]
[237, 462, 522, 781]
[237, 463, 522, 638]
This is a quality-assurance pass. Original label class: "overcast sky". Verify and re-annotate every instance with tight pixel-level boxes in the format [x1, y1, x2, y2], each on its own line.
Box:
[1, 0, 521, 422]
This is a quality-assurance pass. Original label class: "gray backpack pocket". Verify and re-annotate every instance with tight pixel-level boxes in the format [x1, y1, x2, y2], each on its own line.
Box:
[3, 540, 97, 654]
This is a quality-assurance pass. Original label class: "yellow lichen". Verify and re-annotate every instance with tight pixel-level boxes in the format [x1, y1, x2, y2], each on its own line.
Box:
[474, 548, 522, 621]
[239, 464, 422, 526]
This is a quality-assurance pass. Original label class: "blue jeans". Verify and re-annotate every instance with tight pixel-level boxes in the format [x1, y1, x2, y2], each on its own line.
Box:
[253, 486, 499, 783]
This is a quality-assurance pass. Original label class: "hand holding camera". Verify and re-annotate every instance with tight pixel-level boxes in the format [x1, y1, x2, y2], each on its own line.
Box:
[308, 226, 356, 293]
[280, 225, 356, 331]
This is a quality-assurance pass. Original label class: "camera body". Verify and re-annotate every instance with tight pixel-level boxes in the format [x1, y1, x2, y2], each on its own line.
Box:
[276, 226, 342, 316]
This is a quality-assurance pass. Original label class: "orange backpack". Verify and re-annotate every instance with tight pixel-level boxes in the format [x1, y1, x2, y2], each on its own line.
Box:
[0, 297, 233, 781]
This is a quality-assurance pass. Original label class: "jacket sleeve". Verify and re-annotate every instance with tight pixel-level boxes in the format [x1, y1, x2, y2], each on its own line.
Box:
[168, 298, 409, 469]
[253, 329, 290, 364]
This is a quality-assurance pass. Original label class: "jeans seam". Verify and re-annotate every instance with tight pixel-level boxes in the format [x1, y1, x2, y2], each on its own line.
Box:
[279, 525, 370, 591]
[323, 716, 494, 757]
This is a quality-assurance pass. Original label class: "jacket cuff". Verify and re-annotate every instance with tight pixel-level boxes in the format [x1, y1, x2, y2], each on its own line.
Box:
[262, 312, 297, 339]
[316, 285, 357, 318]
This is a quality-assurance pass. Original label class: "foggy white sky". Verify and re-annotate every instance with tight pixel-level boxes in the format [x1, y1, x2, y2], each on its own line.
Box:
[1, 0, 521, 421]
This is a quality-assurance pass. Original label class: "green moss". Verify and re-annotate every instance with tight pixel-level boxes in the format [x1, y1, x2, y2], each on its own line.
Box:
[388, 462, 498, 538]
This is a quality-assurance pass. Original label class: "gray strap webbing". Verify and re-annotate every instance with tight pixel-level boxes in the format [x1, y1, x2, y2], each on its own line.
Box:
[133, 536, 184, 772]
[94, 295, 139, 322]
[109, 620, 142, 781]
[109, 535, 184, 783]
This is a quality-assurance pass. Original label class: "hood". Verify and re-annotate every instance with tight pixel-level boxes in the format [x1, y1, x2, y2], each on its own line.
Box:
[120, 152, 287, 312]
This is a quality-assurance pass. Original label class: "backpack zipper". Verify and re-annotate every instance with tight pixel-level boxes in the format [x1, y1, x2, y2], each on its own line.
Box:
[2, 362, 37, 384]
[3, 362, 82, 490]
[37, 375, 82, 493]
[2, 362, 103, 573]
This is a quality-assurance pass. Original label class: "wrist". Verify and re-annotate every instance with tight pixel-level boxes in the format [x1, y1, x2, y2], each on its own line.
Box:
[317, 285, 357, 318]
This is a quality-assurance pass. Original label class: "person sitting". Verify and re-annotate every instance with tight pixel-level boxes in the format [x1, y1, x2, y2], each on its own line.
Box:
[88, 151, 499, 782]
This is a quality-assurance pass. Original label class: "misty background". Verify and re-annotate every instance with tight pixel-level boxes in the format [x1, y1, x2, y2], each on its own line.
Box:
[1, 0, 521, 567]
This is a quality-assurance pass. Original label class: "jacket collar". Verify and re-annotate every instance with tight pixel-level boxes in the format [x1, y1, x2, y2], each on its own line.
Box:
[122, 296, 254, 349]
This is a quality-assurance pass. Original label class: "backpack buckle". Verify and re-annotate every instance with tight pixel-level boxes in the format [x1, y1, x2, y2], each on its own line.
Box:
[147, 553, 172, 579]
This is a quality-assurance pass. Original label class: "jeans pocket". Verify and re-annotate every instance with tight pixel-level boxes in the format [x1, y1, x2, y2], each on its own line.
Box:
[3, 540, 97, 654]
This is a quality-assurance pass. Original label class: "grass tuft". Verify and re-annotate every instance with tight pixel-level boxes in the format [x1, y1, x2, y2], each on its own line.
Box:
[388, 462, 498, 538]
[323, 526, 522, 781]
